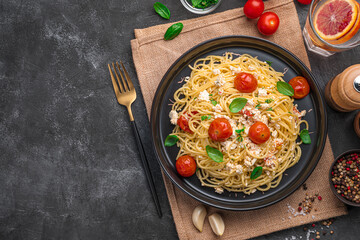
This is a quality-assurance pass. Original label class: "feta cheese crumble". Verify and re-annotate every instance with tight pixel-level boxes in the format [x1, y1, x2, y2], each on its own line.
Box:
[198, 90, 210, 101]
[213, 104, 223, 112]
[212, 69, 221, 75]
[214, 75, 226, 87]
[215, 187, 224, 194]
[169, 110, 178, 125]
[258, 88, 268, 97]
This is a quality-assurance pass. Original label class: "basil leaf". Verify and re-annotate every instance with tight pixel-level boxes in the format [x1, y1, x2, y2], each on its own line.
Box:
[191, 0, 202, 7]
[265, 60, 272, 66]
[300, 129, 311, 144]
[164, 23, 183, 40]
[265, 99, 273, 103]
[276, 81, 294, 97]
[250, 166, 263, 180]
[164, 135, 179, 146]
[255, 104, 261, 109]
[153, 2, 171, 20]
[229, 98, 248, 113]
[206, 145, 223, 163]
[211, 100, 217, 106]
[266, 107, 273, 111]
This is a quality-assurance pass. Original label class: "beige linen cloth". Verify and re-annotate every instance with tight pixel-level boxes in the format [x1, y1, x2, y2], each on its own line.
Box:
[130, 0, 347, 239]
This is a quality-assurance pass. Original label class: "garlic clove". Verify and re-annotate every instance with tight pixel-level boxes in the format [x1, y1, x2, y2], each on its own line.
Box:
[192, 205, 207, 232]
[208, 213, 225, 236]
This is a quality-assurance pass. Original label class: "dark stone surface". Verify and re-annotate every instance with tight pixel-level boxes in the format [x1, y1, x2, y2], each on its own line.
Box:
[0, 0, 359, 239]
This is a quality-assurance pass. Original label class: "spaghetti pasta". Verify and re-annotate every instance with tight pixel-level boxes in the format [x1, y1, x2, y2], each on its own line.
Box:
[168, 53, 308, 195]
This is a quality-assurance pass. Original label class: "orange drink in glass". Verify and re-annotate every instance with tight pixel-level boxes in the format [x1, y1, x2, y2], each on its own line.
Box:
[303, 0, 360, 57]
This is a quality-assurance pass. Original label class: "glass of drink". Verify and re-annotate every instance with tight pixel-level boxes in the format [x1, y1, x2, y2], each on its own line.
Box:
[303, 0, 360, 57]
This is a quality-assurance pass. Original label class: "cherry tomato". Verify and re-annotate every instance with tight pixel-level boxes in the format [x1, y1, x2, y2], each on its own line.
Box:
[177, 111, 198, 133]
[176, 155, 196, 177]
[289, 76, 310, 99]
[234, 72, 258, 93]
[244, 0, 265, 19]
[248, 122, 270, 144]
[208, 118, 233, 142]
[257, 12, 280, 36]
[297, 0, 312, 4]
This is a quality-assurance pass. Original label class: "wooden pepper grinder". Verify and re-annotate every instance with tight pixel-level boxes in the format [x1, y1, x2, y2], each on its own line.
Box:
[325, 64, 360, 112]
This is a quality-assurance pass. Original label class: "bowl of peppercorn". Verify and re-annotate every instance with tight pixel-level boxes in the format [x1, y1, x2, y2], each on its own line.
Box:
[329, 150, 360, 207]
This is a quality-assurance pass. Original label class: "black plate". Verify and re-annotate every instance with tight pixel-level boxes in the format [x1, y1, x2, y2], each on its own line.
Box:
[150, 36, 327, 211]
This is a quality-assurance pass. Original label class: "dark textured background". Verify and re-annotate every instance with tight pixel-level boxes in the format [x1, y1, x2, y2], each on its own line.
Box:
[1, 0, 360, 239]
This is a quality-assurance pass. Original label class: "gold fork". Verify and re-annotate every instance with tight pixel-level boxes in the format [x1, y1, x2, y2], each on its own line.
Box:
[108, 61, 162, 217]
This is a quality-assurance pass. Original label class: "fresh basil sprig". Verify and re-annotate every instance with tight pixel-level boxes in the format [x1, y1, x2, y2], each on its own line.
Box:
[164, 135, 179, 146]
[191, 0, 218, 9]
[153, 2, 171, 19]
[276, 81, 294, 97]
[229, 98, 248, 113]
[250, 166, 263, 180]
[265, 60, 272, 66]
[300, 129, 311, 144]
[206, 145, 223, 163]
[164, 23, 183, 40]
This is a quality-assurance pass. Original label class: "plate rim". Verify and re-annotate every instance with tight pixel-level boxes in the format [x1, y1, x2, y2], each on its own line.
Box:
[150, 35, 328, 211]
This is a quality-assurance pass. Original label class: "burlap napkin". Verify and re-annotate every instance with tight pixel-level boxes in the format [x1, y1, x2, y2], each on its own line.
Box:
[130, 0, 347, 239]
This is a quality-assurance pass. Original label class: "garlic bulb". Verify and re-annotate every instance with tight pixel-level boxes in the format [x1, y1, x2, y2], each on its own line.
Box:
[208, 213, 225, 236]
[192, 205, 207, 232]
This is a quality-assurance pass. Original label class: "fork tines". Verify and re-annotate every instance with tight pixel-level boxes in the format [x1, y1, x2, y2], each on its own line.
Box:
[108, 61, 134, 93]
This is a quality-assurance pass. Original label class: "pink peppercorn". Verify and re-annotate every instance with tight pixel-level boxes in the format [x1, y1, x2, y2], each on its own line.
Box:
[335, 184, 337, 188]
[346, 168, 350, 171]
[312, 223, 315, 227]
[348, 186, 351, 190]
[318, 196, 322, 201]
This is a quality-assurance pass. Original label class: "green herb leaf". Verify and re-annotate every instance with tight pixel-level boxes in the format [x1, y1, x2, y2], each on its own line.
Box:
[164, 23, 183, 40]
[265, 60, 272, 66]
[237, 136, 243, 142]
[209, 94, 213, 96]
[201, 115, 211, 121]
[265, 99, 273, 103]
[211, 100, 218, 106]
[164, 135, 179, 147]
[266, 107, 273, 111]
[300, 129, 311, 144]
[206, 145, 223, 163]
[255, 104, 261, 109]
[250, 166, 263, 180]
[235, 128, 245, 134]
[229, 98, 248, 113]
[276, 81, 294, 97]
[153, 2, 171, 19]
[192, 0, 218, 9]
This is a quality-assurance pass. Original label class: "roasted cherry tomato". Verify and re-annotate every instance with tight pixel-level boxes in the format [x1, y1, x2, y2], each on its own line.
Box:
[248, 121, 270, 144]
[257, 12, 280, 36]
[244, 0, 265, 19]
[208, 118, 233, 142]
[177, 111, 198, 133]
[234, 72, 258, 93]
[289, 76, 310, 99]
[297, 0, 312, 4]
[176, 155, 196, 177]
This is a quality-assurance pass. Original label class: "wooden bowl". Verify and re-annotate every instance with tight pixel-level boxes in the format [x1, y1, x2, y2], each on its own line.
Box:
[329, 149, 360, 207]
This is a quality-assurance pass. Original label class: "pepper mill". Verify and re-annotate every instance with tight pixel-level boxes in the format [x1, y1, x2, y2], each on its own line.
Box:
[325, 64, 360, 112]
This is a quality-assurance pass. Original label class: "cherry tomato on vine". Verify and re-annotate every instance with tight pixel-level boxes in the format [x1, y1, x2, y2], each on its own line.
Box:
[297, 0, 312, 5]
[257, 12, 280, 35]
[208, 118, 233, 142]
[244, 0, 265, 19]
[177, 111, 198, 133]
[289, 76, 310, 99]
[176, 155, 196, 177]
[234, 72, 258, 93]
[248, 122, 270, 144]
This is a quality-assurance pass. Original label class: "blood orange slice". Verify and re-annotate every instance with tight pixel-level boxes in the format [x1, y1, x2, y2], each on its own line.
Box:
[314, 0, 359, 41]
